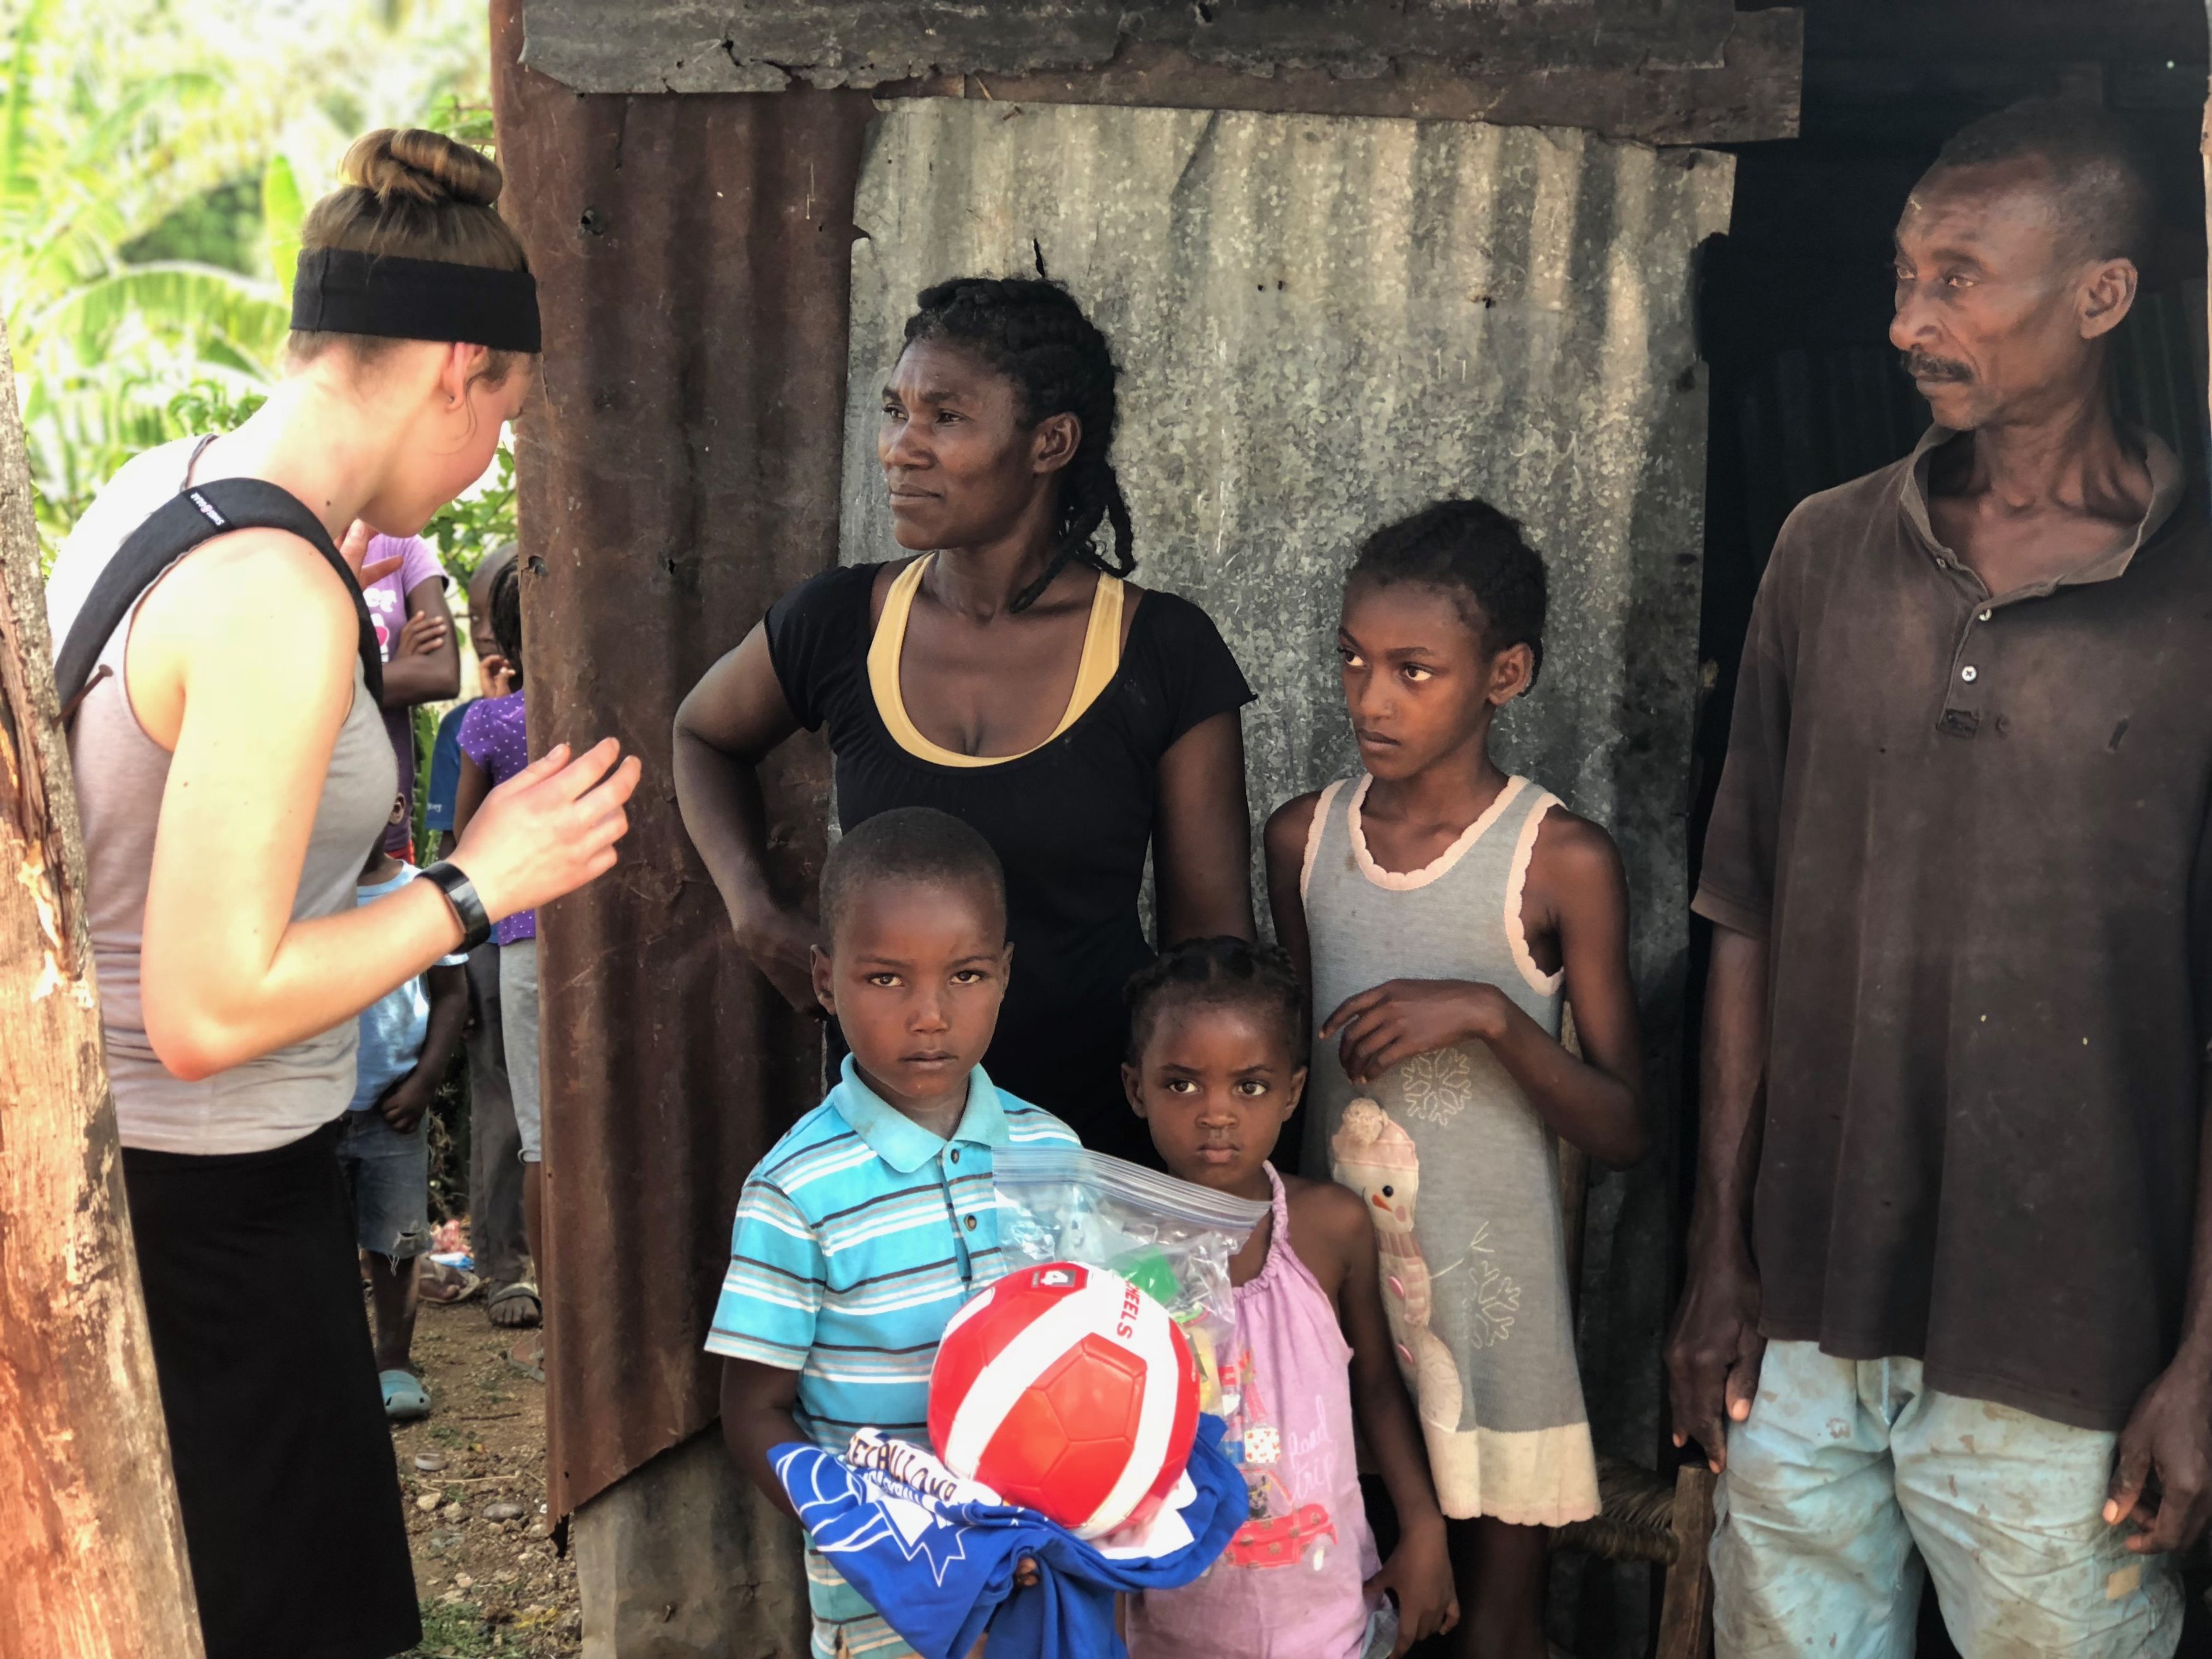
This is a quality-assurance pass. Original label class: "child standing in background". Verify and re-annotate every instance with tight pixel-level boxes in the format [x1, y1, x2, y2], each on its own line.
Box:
[342, 795, 470, 1419]
[1119, 937, 1457, 1659]
[362, 528, 459, 856]
[425, 542, 535, 1327]
[425, 541, 521, 863]
[454, 559, 543, 1376]
[1265, 501, 1647, 1659]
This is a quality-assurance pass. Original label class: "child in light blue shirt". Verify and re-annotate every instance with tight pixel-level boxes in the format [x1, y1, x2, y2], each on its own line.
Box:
[709, 808, 1078, 1659]
[341, 795, 469, 1419]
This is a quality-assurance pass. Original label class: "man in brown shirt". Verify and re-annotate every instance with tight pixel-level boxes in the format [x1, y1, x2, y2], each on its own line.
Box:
[1668, 100, 2211, 1656]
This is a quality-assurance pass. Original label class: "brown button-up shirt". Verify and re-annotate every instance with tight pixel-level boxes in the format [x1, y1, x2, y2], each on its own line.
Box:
[1696, 425, 2212, 1430]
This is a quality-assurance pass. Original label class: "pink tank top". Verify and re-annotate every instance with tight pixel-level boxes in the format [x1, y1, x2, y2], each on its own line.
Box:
[1127, 1164, 1382, 1658]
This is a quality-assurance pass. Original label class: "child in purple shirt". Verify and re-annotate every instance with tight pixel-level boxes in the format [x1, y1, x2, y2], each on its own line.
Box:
[456, 690, 534, 946]
[454, 561, 545, 1379]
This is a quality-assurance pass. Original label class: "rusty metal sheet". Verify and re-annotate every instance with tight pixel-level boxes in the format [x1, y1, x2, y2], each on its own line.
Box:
[837, 97, 1730, 1646]
[489, 0, 870, 1522]
[516, 0, 1803, 144]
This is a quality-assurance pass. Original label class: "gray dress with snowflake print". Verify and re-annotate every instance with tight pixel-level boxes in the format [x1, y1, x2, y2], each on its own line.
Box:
[1300, 774, 1598, 1526]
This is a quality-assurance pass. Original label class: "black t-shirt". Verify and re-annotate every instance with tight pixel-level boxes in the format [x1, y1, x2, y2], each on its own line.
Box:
[765, 561, 1254, 1160]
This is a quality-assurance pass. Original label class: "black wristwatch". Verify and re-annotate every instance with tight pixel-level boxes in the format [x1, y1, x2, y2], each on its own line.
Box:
[418, 861, 492, 952]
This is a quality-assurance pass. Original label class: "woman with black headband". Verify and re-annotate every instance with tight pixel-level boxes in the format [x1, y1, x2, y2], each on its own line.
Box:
[44, 129, 638, 1659]
[674, 277, 1256, 1167]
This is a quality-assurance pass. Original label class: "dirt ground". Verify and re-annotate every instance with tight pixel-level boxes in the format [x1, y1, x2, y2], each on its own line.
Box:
[390, 1296, 581, 1658]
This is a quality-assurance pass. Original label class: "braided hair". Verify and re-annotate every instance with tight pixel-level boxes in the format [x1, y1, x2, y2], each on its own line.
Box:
[489, 559, 525, 691]
[1124, 936, 1308, 1066]
[903, 277, 1134, 613]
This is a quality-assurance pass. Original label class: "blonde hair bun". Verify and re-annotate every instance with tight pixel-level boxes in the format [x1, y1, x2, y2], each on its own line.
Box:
[299, 127, 527, 284]
[343, 128, 503, 210]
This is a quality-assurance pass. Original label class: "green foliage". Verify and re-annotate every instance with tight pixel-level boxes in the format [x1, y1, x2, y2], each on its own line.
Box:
[261, 152, 303, 295]
[4, 0, 501, 566]
[42, 260, 289, 367]
[422, 442, 516, 585]
[3, 0, 289, 564]
[424, 91, 495, 150]
[406, 1598, 499, 1658]
[28, 372, 265, 566]
[1, 6, 289, 351]
[121, 173, 261, 272]
[411, 698, 441, 856]
[165, 378, 267, 434]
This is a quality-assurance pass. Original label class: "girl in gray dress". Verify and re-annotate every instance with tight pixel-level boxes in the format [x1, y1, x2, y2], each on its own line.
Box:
[1263, 499, 1649, 1659]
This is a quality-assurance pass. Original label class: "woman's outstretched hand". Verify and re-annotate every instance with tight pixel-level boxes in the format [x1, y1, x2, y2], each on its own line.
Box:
[450, 738, 642, 921]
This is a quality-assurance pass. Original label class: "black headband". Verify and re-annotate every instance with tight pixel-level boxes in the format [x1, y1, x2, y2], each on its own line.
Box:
[291, 247, 541, 353]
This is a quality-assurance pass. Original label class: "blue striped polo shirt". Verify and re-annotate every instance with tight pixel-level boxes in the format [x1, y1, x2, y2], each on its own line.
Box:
[706, 1055, 1078, 1639]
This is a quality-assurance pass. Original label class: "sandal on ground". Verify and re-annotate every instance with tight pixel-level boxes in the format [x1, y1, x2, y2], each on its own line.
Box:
[381, 1369, 432, 1421]
[416, 1258, 484, 1305]
[486, 1280, 542, 1329]
[506, 1335, 545, 1383]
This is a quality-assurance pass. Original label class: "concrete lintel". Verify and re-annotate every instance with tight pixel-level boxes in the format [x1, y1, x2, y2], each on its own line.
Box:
[519, 1, 1802, 143]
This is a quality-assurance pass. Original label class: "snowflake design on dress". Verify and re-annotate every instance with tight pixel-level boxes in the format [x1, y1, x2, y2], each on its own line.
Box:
[1461, 1222, 1521, 1349]
[1398, 1048, 1474, 1125]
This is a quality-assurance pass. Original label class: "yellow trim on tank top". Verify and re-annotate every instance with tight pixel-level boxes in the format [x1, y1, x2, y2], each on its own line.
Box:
[866, 554, 1124, 768]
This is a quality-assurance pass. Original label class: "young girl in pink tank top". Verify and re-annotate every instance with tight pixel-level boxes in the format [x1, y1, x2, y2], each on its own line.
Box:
[1119, 938, 1457, 1658]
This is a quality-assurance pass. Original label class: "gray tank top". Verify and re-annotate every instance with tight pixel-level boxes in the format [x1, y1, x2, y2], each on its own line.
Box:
[1299, 772, 1600, 1524]
[51, 437, 396, 1155]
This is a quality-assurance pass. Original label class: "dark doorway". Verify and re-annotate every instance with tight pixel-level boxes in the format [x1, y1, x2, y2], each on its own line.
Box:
[1694, 1, 2209, 894]
[1689, 3, 2212, 1202]
[1681, 4, 2210, 1653]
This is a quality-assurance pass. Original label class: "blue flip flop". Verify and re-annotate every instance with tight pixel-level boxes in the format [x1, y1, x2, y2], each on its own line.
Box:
[380, 1368, 431, 1421]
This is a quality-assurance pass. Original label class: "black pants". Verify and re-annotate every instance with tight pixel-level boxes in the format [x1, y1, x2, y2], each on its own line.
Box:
[123, 1123, 421, 1659]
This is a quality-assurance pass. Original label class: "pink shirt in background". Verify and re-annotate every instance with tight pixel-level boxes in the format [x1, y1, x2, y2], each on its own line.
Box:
[365, 535, 449, 852]
[365, 535, 446, 664]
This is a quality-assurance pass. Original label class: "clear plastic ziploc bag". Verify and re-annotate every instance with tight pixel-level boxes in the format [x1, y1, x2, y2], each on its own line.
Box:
[992, 1143, 1269, 1418]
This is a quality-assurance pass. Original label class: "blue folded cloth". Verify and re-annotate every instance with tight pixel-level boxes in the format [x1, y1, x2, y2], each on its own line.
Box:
[773, 1415, 1243, 1659]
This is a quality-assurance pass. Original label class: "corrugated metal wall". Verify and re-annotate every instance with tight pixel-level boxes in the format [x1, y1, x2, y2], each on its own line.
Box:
[842, 104, 1729, 848]
[490, 0, 874, 1524]
[838, 99, 1732, 1651]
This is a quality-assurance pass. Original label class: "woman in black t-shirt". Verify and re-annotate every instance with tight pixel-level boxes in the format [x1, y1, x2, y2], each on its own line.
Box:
[672, 277, 1255, 1160]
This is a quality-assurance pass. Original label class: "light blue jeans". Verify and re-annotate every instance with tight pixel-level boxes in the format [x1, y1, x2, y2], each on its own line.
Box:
[1713, 1342, 2180, 1658]
[499, 937, 542, 1162]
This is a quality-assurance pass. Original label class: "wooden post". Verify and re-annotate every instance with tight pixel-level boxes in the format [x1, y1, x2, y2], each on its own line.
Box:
[0, 328, 205, 1652]
[1653, 1466, 1718, 1659]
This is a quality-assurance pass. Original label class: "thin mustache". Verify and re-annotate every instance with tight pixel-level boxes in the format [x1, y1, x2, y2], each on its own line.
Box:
[1902, 350, 1972, 383]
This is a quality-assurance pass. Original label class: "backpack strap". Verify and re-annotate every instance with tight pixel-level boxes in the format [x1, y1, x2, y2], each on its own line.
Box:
[54, 478, 384, 719]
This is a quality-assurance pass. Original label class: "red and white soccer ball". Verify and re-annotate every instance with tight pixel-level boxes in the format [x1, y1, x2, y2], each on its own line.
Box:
[928, 1262, 1201, 1538]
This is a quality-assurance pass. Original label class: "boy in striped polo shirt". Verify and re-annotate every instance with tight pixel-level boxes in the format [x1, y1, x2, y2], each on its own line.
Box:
[710, 808, 1079, 1659]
